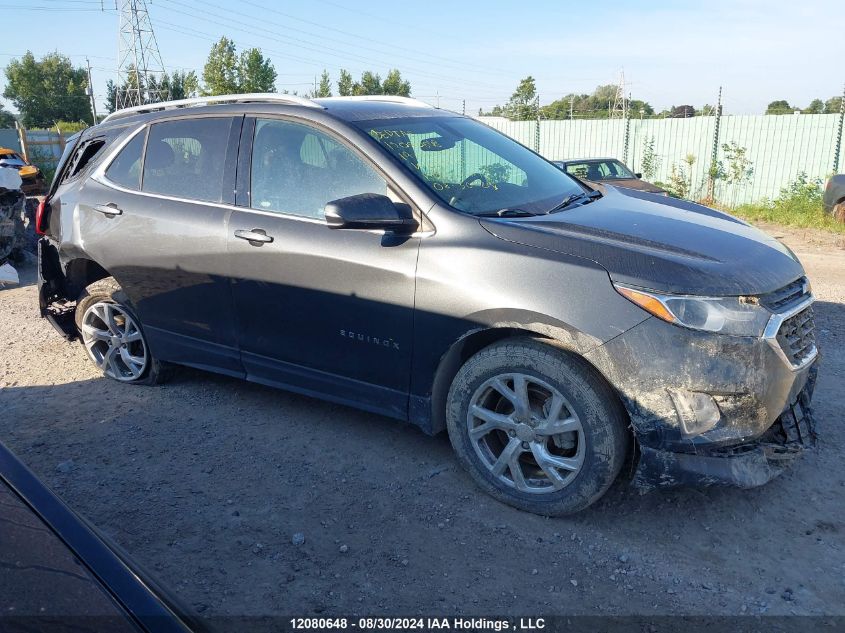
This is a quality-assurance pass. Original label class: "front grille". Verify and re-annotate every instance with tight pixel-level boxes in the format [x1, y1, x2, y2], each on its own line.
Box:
[776, 306, 816, 366]
[760, 277, 809, 312]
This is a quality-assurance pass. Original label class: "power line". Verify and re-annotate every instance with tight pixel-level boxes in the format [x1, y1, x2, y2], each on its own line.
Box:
[153, 0, 507, 94]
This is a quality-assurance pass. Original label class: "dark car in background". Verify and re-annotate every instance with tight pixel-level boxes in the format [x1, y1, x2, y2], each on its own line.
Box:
[823, 174, 845, 221]
[552, 157, 667, 195]
[36, 94, 817, 516]
[0, 440, 197, 632]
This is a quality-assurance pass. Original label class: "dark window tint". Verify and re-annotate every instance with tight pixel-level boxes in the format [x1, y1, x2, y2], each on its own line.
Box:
[250, 119, 387, 219]
[143, 117, 232, 203]
[105, 130, 145, 190]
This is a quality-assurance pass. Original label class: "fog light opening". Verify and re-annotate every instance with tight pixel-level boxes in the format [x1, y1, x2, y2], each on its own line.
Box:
[668, 389, 722, 438]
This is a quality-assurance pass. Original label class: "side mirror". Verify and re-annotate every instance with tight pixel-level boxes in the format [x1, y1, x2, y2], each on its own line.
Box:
[635, 172, 643, 179]
[325, 193, 419, 232]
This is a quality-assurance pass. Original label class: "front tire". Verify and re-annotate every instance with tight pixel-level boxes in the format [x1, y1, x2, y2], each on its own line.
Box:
[446, 338, 630, 516]
[75, 277, 172, 385]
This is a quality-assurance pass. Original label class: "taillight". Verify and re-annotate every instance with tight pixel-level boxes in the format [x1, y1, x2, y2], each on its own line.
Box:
[35, 198, 49, 235]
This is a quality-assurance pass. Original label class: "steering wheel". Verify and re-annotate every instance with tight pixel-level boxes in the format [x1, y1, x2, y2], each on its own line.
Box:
[461, 172, 488, 188]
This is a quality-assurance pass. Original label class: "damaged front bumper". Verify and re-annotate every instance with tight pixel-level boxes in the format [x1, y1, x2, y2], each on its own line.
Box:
[634, 367, 816, 489]
[585, 299, 819, 491]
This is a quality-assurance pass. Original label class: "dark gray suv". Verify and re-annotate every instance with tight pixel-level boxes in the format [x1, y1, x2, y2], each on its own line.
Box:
[37, 94, 818, 515]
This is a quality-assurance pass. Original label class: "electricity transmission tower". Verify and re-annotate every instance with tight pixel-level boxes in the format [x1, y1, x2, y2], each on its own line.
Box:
[116, 0, 168, 109]
[609, 70, 628, 120]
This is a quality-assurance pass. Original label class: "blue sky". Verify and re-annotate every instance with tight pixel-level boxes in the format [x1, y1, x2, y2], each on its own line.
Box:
[1, 0, 842, 116]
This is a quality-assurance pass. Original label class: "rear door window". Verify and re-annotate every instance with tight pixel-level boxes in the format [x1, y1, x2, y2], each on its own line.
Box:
[142, 117, 233, 203]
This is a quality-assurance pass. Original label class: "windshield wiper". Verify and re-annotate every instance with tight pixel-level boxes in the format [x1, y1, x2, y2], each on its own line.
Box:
[546, 190, 601, 214]
[476, 208, 540, 218]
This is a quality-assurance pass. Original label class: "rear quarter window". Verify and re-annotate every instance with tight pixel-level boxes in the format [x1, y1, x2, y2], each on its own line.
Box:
[105, 130, 146, 191]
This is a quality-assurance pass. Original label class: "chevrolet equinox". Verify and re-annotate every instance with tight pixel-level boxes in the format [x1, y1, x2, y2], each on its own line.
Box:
[36, 94, 818, 515]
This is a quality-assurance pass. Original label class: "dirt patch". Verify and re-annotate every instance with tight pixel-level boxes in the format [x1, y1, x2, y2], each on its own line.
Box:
[1, 226, 844, 617]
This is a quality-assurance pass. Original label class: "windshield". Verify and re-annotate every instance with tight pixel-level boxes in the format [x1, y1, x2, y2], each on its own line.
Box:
[357, 116, 584, 215]
[565, 159, 635, 181]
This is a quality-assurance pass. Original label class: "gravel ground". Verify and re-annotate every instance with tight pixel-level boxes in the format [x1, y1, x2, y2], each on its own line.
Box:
[1, 223, 844, 618]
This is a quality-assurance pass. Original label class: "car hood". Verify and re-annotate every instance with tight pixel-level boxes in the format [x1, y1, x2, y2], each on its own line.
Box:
[480, 185, 804, 296]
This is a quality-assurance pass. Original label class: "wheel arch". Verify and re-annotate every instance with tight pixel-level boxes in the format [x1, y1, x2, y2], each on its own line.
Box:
[63, 257, 112, 301]
[426, 321, 626, 437]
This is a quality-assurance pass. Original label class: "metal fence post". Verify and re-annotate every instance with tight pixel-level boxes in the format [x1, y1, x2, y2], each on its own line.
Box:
[834, 84, 844, 174]
[461, 100, 467, 179]
[534, 96, 541, 153]
[623, 95, 631, 164]
[707, 86, 723, 200]
[14, 121, 29, 162]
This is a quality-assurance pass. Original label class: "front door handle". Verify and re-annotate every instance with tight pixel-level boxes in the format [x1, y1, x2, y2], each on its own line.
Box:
[234, 228, 274, 245]
[93, 203, 123, 216]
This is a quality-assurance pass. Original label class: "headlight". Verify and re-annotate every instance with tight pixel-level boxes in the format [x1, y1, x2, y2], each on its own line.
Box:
[615, 284, 771, 336]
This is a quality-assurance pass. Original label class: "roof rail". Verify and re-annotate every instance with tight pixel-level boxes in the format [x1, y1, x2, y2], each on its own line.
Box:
[101, 93, 322, 123]
[324, 95, 435, 109]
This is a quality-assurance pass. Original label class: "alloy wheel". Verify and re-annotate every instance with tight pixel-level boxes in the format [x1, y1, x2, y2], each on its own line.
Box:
[467, 372, 585, 494]
[80, 301, 148, 381]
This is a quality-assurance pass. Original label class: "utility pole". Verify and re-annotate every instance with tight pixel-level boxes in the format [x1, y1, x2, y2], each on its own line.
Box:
[85, 58, 98, 122]
[534, 95, 541, 153]
[570, 96, 573, 120]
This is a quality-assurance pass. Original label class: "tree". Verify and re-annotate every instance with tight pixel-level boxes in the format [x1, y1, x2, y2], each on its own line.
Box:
[505, 76, 537, 120]
[354, 71, 382, 95]
[202, 38, 276, 95]
[382, 69, 410, 96]
[669, 105, 695, 118]
[3, 52, 92, 127]
[202, 37, 239, 95]
[337, 69, 353, 97]
[238, 48, 276, 93]
[538, 84, 653, 120]
[148, 70, 199, 102]
[105, 79, 118, 114]
[0, 103, 15, 128]
[803, 99, 824, 114]
[765, 100, 794, 115]
[310, 69, 332, 98]
[826, 96, 844, 114]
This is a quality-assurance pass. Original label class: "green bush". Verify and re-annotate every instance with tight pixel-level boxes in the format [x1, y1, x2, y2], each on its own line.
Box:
[730, 172, 844, 233]
[26, 145, 58, 186]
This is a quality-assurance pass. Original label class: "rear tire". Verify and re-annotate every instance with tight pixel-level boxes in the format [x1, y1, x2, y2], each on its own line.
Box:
[446, 338, 630, 516]
[75, 277, 172, 385]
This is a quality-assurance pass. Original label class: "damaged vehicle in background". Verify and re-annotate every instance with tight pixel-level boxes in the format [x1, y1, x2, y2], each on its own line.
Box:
[36, 94, 818, 516]
[0, 146, 47, 195]
[0, 167, 24, 286]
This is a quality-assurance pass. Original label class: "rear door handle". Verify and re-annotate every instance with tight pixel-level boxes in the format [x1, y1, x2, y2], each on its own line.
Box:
[234, 228, 274, 245]
[93, 203, 123, 216]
